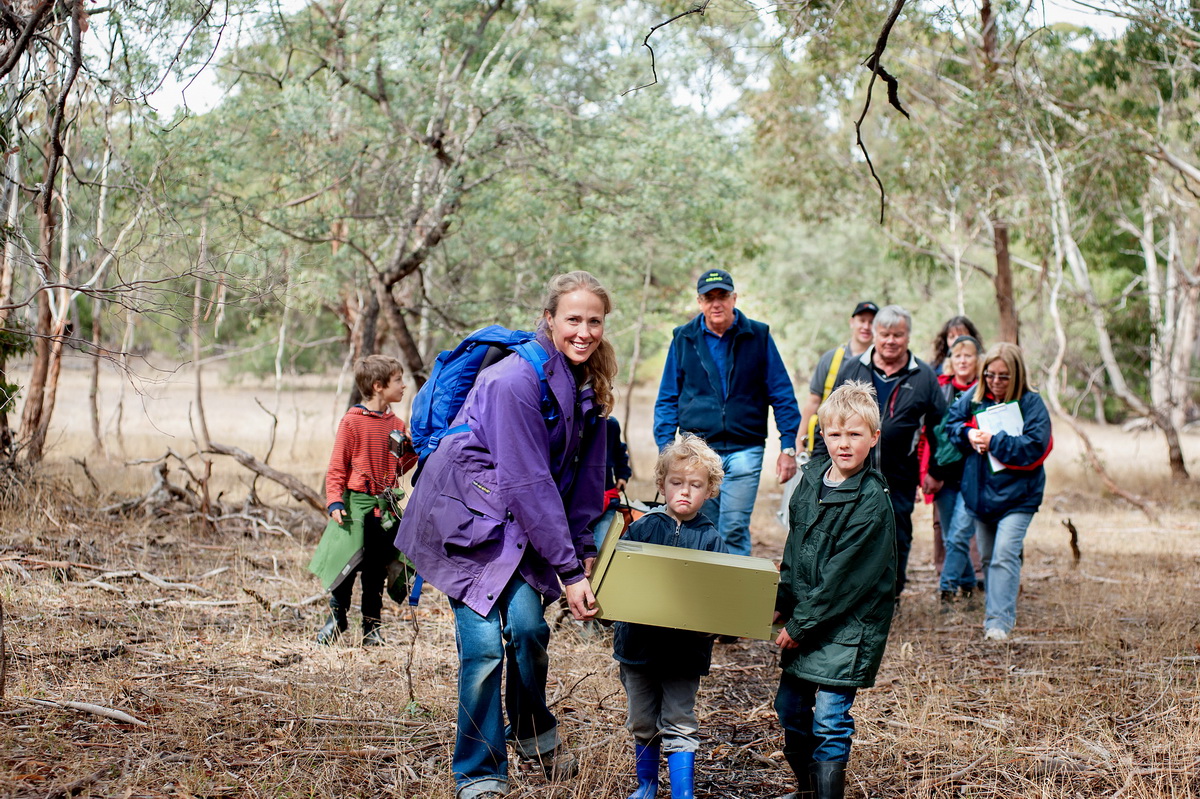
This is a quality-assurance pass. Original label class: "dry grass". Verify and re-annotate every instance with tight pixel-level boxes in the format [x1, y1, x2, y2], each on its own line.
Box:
[2, 366, 1200, 798]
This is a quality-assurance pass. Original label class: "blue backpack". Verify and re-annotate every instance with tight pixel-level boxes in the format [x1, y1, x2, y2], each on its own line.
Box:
[409, 325, 557, 481]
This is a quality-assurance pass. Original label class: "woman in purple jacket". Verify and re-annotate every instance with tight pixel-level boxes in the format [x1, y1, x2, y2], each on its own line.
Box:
[395, 271, 617, 799]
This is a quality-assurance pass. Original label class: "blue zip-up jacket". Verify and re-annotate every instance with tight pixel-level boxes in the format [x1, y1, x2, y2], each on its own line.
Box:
[945, 389, 1051, 522]
[612, 507, 729, 677]
[654, 309, 801, 452]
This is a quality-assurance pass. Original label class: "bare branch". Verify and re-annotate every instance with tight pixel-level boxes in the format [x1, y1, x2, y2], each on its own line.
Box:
[622, 3, 711, 96]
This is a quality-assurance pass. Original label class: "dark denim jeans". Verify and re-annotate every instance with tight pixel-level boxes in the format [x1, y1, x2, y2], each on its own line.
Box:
[449, 578, 559, 798]
[774, 673, 859, 763]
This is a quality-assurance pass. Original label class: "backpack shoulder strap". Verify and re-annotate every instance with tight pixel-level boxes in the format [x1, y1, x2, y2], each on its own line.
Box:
[512, 339, 557, 421]
[823, 345, 846, 400]
[806, 345, 847, 454]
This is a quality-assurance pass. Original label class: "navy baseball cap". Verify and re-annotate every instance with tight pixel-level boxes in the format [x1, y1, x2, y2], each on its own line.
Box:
[852, 301, 879, 317]
[697, 269, 735, 295]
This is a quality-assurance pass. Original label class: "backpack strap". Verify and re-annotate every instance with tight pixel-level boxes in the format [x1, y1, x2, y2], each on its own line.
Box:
[513, 339, 558, 420]
[806, 345, 846, 454]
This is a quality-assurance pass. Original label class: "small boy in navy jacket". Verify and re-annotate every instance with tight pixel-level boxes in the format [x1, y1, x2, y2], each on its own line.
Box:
[613, 435, 726, 799]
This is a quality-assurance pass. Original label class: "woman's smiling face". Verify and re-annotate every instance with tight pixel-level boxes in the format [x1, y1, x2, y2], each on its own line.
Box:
[545, 288, 605, 365]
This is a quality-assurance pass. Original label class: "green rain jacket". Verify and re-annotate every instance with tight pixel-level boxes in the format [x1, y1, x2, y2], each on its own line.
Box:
[308, 491, 411, 601]
[776, 455, 896, 688]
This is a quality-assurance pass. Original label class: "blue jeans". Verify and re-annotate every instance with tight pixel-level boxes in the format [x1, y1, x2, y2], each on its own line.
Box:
[594, 507, 617, 551]
[450, 578, 559, 798]
[699, 446, 764, 557]
[774, 674, 858, 763]
[975, 510, 1035, 634]
[936, 489, 977, 592]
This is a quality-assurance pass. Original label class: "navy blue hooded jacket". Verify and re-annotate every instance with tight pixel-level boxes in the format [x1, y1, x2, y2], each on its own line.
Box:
[945, 389, 1052, 522]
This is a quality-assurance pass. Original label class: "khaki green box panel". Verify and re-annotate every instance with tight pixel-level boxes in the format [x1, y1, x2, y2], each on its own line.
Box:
[590, 513, 779, 641]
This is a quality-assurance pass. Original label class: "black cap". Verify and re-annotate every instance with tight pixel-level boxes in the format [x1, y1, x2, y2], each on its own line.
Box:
[697, 269, 734, 295]
[852, 301, 879, 317]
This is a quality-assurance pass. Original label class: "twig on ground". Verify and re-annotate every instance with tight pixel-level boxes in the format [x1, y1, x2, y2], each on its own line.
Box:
[25, 697, 148, 727]
[71, 456, 101, 495]
[270, 593, 325, 612]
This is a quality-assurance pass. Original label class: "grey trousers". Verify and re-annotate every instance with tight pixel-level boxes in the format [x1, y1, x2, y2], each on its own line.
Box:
[620, 664, 701, 753]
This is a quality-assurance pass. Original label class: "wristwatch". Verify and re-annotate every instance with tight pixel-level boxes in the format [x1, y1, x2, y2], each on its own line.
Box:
[781, 447, 797, 457]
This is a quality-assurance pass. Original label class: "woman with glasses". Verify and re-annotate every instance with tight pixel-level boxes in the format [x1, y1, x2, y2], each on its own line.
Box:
[939, 343, 1053, 641]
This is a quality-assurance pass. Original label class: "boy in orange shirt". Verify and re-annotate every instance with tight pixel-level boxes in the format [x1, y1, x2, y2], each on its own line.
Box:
[315, 355, 417, 645]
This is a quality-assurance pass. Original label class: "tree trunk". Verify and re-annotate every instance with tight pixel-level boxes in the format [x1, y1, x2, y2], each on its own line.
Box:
[89, 293, 103, 455]
[375, 276, 426, 388]
[20, 216, 55, 463]
[347, 289, 380, 408]
[192, 219, 211, 448]
[993, 221, 1019, 344]
[1044, 240, 1157, 521]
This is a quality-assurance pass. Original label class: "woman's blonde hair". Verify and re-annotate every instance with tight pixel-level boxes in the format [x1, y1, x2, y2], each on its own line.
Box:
[654, 434, 724, 497]
[973, 342, 1030, 403]
[541, 270, 618, 415]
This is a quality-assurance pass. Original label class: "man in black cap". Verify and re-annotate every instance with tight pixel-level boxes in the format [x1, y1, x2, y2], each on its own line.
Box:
[798, 301, 879, 458]
[654, 268, 801, 559]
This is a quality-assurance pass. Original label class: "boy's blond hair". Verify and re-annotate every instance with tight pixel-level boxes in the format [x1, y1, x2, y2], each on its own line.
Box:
[817, 380, 880, 434]
[354, 354, 403, 400]
[654, 434, 725, 497]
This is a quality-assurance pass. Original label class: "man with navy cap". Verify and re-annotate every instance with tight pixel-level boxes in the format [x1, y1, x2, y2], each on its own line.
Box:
[654, 268, 801, 560]
[799, 301, 879, 458]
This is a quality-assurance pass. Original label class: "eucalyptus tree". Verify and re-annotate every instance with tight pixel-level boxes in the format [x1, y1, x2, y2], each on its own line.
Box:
[0, 0, 239, 463]
[1015, 6, 1199, 479]
[747, 0, 1042, 343]
[189, 0, 755, 405]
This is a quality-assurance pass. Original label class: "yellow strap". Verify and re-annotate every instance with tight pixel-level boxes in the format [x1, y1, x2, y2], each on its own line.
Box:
[806, 345, 846, 453]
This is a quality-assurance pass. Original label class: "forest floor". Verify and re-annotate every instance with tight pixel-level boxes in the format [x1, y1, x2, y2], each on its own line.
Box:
[2, 365, 1200, 798]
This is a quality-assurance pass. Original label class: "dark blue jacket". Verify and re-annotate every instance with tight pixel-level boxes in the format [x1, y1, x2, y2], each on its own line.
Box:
[945, 390, 1051, 522]
[612, 508, 729, 678]
[605, 417, 631, 496]
[654, 310, 800, 452]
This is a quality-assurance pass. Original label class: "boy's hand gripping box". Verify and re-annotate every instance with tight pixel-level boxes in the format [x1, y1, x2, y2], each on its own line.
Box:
[590, 514, 779, 640]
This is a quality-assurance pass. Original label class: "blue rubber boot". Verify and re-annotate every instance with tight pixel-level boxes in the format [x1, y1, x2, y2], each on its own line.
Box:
[666, 750, 695, 799]
[629, 744, 660, 799]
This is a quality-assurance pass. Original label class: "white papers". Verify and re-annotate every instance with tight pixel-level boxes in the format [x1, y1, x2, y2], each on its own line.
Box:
[975, 401, 1024, 472]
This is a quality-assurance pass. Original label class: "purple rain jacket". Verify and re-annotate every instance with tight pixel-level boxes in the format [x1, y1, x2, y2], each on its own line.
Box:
[394, 330, 606, 617]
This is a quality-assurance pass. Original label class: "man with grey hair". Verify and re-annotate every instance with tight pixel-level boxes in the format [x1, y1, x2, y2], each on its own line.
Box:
[812, 304, 945, 596]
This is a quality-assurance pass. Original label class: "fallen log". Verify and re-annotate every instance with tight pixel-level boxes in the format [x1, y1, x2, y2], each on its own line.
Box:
[205, 441, 324, 513]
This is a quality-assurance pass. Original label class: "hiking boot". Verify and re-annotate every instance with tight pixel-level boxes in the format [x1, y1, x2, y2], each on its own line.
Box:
[938, 590, 956, 612]
[362, 618, 386, 647]
[315, 597, 348, 645]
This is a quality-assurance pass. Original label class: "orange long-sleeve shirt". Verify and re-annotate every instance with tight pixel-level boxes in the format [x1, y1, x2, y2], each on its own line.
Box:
[325, 405, 417, 510]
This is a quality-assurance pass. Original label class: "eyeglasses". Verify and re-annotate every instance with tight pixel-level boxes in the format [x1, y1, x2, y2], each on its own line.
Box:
[983, 372, 1011, 383]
